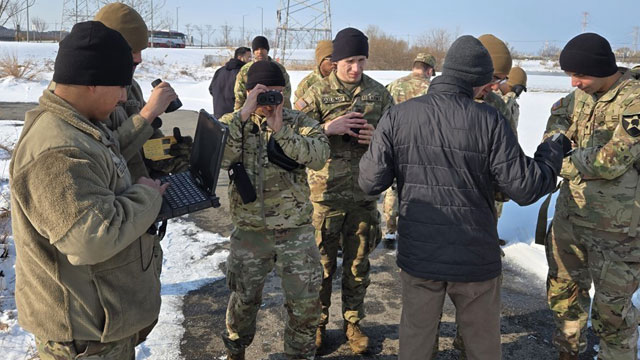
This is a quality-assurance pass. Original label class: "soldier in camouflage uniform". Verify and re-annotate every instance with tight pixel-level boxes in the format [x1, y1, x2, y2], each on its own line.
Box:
[498, 66, 528, 133]
[476, 34, 516, 222]
[544, 33, 640, 360]
[382, 53, 436, 242]
[94, 3, 189, 182]
[294, 40, 334, 102]
[234, 36, 292, 110]
[220, 61, 330, 360]
[295, 27, 393, 355]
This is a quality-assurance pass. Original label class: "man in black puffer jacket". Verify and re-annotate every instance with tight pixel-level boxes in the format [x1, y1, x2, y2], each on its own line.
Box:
[209, 46, 251, 118]
[358, 35, 568, 360]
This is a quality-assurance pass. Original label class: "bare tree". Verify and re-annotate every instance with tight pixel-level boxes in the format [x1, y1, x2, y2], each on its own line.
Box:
[31, 16, 47, 41]
[263, 28, 274, 45]
[413, 28, 454, 71]
[539, 42, 561, 59]
[96, 0, 166, 30]
[205, 24, 215, 46]
[184, 23, 192, 45]
[193, 25, 204, 48]
[364, 25, 409, 70]
[7, 1, 22, 39]
[0, 0, 14, 27]
[220, 23, 232, 46]
[156, 12, 172, 30]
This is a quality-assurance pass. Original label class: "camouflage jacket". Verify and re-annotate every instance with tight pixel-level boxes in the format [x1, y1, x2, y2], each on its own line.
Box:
[544, 71, 640, 232]
[294, 66, 325, 102]
[233, 58, 292, 111]
[106, 79, 168, 180]
[385, 73, 431, 104]
[483, 90, 518, 136]
[501, 91, 520, 136]
[295, 71, 393, 204]
[220, 108, 329, 231]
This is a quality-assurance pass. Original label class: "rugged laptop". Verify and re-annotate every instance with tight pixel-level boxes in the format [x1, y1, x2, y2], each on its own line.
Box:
[156, 109, 228, 221]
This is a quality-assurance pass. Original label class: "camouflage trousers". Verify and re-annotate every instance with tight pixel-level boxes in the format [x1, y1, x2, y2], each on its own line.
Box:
[35, 335, 137, 360]
[312, 200, 382, 326]
[222, 225, 322, 359]
[546, 215, 640, 359]
[383, 185, 398, 235]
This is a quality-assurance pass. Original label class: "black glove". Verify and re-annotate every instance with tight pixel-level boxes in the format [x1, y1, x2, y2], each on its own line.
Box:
[512, 84, 526, 97]
[550, 133, 572, 157]
[534, 137, 565, 176]
[169, 127, 193, 157]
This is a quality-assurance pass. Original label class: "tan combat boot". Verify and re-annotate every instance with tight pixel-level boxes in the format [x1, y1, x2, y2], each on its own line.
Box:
[226, 349, 245, 360]
[558, 351, 578, 360]
[315, 325, 326, 350]
[344, 322, 369, 354]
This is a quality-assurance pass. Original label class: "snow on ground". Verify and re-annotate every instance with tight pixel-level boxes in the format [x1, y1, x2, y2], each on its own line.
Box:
[0, 43, 633, 358]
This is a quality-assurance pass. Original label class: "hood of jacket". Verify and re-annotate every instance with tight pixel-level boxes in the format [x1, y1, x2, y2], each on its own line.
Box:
[225, 58, 246, 70]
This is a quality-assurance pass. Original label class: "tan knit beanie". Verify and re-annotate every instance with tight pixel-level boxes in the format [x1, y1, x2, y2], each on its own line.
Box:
[478, 34, 512, 76]
[315, 40, 333, 65]
[95, 3, 148, 53]
[506, 66, 527, 87]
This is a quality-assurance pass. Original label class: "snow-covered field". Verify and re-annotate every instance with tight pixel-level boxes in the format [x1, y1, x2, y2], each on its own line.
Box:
[0, 42, 635, 359]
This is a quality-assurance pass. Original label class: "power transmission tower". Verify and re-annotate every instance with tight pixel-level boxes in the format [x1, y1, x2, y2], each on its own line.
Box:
[581, 11, 589, 33]
[275, 0, 332, 65]
[61, 0, 95, 35]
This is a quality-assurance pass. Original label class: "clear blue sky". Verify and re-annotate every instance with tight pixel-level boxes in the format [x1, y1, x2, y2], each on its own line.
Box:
[30, 0, 640, 54]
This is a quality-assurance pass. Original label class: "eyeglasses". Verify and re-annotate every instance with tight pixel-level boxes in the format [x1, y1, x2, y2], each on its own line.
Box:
[491, 75, 508, 85]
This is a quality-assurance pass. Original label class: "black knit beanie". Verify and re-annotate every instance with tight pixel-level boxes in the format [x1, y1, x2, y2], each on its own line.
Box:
[559, 33, 618, 77]
[53, 21, 133, 86]
[442, 35, 494, 87]
[331, 27, 368, 62]
[252, 36, 270, 51]
[246, 61, 285, 90]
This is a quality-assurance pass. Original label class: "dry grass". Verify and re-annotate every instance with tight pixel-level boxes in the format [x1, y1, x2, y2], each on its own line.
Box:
[281, 60, 314, 71]
[0, 53, 40, 80]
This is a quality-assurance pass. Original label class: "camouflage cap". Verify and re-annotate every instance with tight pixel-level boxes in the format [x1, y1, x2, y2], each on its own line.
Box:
[414, 53, 436, 74]
[95, 3, 148, 53]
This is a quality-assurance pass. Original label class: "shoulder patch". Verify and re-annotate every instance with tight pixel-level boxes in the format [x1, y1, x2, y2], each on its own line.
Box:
[295, 98, 308, 110]
[622, 113, 640, 137]
[551, 99, 563, 111]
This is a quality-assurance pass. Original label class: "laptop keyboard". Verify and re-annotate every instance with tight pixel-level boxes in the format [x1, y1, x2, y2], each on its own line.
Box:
[161, 172, 209, 209]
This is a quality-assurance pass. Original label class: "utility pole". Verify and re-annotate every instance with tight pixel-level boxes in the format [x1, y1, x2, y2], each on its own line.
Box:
[258, 6, 263, 35]
[581, 11, 589, 33]
[61, 0, 94, 37]
[150, 0, 154, 47]
[633, 26, 639, 53]
[242, 14, 246, 45]
[176, 7, 179, 32]
[276, 0, 332, 65]
[26, 0, 30, 42]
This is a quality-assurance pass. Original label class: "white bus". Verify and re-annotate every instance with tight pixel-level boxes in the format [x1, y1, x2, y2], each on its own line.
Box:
[149, 30, 186, 48]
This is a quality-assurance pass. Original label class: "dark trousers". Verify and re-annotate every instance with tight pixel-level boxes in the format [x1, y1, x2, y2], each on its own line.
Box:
[399, 271, 502, 360]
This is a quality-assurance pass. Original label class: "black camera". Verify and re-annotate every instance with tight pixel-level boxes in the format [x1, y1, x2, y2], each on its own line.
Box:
[343, 104, 365, 142]
[257, 91, 283, 106]
[151, 78, 183, 113]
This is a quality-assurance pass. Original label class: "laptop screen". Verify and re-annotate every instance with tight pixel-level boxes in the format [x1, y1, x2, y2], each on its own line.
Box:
[189, 110, 228, 196]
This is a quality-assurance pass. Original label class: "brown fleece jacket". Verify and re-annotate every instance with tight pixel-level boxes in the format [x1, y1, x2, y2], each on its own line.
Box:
[10, 89, 163, 342]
